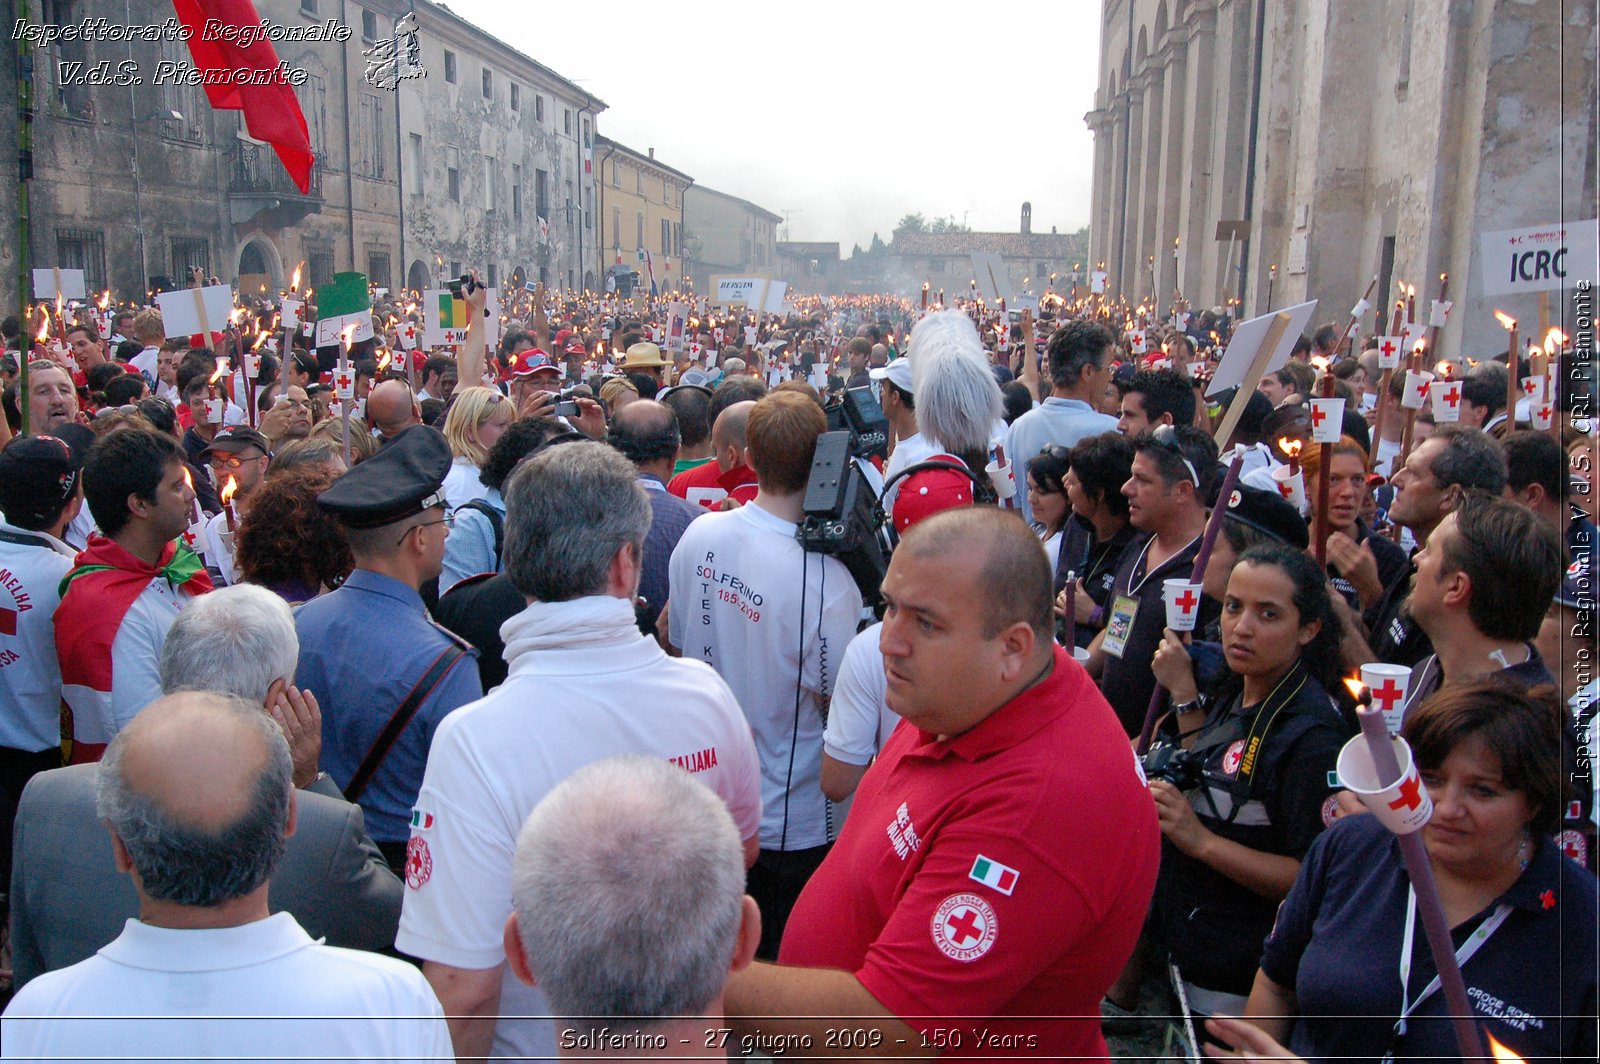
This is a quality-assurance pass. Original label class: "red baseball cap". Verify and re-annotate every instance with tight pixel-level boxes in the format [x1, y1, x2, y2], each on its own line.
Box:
[891, 455, 975, 534]
[507, 349, 561, 378]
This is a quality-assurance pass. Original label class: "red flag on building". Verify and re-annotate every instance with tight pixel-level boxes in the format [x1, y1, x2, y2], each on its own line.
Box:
[171, 0, 315, 193]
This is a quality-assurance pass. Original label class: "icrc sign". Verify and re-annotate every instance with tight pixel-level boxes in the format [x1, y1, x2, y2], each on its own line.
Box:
[1480, 219, 1598, 296]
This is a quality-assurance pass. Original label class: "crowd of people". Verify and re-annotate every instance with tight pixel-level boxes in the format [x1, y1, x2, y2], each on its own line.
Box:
[0, 275, 1594, 1062]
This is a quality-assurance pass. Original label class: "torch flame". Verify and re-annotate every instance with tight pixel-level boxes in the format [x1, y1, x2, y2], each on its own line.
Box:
[1487, 1035, 1524, 1063]
[251, 330, 269, 352]
[220, 477, 238, 506]
[34, 311, 50, 344]
[289, 264, 302, 293]
[1310, 355, 1330, 372]
[1278, 438, 1303, 460]
[1545, 328, 1568, 354]
[183, 467, 194, 493]
[339, 322, 358, 348]
[376, 350, 392, 372]
[1435, 360, 1453, 379]
[1494, 310, 1517, 330]
[1343, 676, 1367, 702]
[1405, 283, 1415, 298]
[96, 290, 111, 311]
[207, 363, 225, 385]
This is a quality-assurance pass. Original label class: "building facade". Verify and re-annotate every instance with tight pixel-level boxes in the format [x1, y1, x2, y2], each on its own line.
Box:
[776, 241, 841, 295]
[593, 136, 691, 295]
[890, 206, 1089, 302]
[9, 0, 600, 309]
[1086, 0, 1596, 357]
[683, 184, 781, 286]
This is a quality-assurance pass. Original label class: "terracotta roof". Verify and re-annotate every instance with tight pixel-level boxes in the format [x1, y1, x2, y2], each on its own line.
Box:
[893, 231, 1086, 258]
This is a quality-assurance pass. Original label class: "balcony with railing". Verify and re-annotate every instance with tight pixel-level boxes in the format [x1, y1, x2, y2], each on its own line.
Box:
[229, 140, 323, 226]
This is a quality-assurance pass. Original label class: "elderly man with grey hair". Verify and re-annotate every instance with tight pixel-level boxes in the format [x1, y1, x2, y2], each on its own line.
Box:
[1, 692, 450, 1059]
[397, 440, 761, 1061]
[7, 585, 404, 989]
[505, 755, 761, 1056]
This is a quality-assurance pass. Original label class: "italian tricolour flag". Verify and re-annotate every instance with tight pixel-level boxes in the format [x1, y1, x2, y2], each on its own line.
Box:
[969, 855, 1019, 896]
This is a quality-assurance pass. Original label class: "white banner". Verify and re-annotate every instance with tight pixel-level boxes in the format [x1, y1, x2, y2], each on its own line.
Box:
[714, 276, 767, 306]
[1479, 219, 1598, 296]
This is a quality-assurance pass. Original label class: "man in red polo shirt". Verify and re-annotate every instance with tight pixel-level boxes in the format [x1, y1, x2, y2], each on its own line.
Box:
[724, 507, 1160, 1059]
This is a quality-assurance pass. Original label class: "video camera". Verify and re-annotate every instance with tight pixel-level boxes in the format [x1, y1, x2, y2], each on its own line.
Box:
[823, 386, 890, 463]
[796, 430, 889, 608]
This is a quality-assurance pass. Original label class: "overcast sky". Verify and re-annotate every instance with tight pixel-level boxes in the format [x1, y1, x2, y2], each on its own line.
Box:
[451, 0, 1103, 252]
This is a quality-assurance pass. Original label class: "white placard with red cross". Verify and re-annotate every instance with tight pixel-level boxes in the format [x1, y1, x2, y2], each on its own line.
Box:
[1128, 328, 1147, 355]
[1428, 379, 1462, 422]
[1401, 369, 1434, 410]
[333, 366, 356, 400]
[1307, 397, 1345, 443]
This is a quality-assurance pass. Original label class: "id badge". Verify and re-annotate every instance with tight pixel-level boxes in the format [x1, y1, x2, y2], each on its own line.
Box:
[1101, 594, 1140, 659]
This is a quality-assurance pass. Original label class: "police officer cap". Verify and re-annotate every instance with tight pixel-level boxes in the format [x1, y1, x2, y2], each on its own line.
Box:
[316, 425, 451, 529]
[1223, 484, 1309, 549]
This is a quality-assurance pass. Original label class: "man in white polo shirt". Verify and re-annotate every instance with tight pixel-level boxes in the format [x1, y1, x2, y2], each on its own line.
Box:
[398, 440, 760, 1060]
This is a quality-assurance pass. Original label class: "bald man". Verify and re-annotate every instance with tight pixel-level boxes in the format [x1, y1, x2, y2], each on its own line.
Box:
[366, 379, 422, 442]
[1, 692, 451, 1059]
[723, 508, 1160, 1058]
[666, 400, 759, 510]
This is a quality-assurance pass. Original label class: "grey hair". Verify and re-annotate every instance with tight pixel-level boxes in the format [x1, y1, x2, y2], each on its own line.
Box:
[511, 755, 745, 1023]
[908, 310, 1002, 454]
[95, 693, 292, 907]
[1426, 425, 1509, 496]
[502, 440, 650, 601]
[159, 584, 298, 701]
[268, 436, 341, 474]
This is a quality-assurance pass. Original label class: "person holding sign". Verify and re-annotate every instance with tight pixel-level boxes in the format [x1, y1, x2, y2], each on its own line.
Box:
[1244, 681, 1595, 1063]
[1141, 545, 1350, 1021]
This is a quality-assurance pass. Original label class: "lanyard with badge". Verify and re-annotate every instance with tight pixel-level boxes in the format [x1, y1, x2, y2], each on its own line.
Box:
[1383, 886, 1512, 1061]
[1102, 534, 1197, 659]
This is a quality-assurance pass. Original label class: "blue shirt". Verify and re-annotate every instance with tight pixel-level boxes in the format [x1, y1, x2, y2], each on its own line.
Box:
[293, 569, 482, 843]
[638, 474, 701, 636]
[1005, 397, 1117, 524]
[1262, 813, 1597, 1063]
[440, 489, 504, 593]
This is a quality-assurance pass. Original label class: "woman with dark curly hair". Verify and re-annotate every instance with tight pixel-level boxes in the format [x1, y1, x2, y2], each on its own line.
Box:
[235, 466, 353, 604]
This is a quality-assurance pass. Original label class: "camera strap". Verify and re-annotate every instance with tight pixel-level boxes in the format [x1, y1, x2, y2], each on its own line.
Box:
[1187, 663, 1309, 824]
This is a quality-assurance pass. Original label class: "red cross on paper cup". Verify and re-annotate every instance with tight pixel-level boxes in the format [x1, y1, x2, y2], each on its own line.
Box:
[1402, 369, 1435, 410]
[1162, 579, 1203, 633]
[1377, 335, 1402, 369]
[1359, 662, 1412, 735]
[1531, 403, 1555, 431]
[1308, 397, 1345, 443]
[334, 369, 356, 400]
[1335, 732, 1434, 834]
[1271, 464, 1307, 509]
[1428, 381, 1461, 423]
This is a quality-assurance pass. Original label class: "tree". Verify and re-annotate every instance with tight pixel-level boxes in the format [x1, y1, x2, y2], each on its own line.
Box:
[930, 216, 971, 234]
[869, 232, 887, 255]
[893, 213, 928, 239]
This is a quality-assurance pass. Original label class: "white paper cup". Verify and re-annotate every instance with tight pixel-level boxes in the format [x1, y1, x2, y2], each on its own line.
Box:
[1271, 464, 1307, 509]
[1401, 369, 1435, 410]
[1359, 662, 1413, 736]
[1308, 397, 1345, 443]
[1163, 579, 1203, 632]
[1521, 374, 1549, 404]
[1376, 336, 1403, 370]
[809, 366, 829, 390]
[1337, 734, 1434, 834]
[985, 460, 1016, 500]
[1428, 380, 1462, 423]
[1072, 646, 1092, 666]
[243, 353, 260, 378]
[204, 397, 225, 424]
[1530, 400, 1555, 431]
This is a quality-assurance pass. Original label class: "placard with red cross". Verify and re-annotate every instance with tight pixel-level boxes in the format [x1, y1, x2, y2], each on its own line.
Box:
[333, 367, 356, 400]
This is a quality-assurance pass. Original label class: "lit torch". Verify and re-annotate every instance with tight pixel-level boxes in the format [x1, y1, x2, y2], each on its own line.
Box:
[1495, 310, 1518, 418]
[1278, 437, 1303, 477]
[221, 476, 238, 532]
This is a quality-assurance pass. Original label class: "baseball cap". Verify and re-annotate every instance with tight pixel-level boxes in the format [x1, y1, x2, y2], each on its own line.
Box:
[890, 456, 976, 534]
[0, 434, 83, 525]
[869, 358, 913, 393]
[507, 349, 561, 378]
[199, 425, 272, 458]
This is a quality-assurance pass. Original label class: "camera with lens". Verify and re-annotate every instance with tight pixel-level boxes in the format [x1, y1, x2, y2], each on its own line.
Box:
[823, 386, 890, 462]
[1141, 743, 1204, 790]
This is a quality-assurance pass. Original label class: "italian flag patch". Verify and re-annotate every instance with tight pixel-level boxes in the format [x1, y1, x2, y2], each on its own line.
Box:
[410, 810, 435, 831]
[969, 855, 1019, 896]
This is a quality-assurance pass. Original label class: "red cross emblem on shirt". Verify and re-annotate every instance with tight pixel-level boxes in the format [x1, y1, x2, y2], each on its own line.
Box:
[1309, 405, 1327, 429]
[946, 907, 984, 946]
[1369, 678, 1405, 711]
[1174, 588, 1200, 615]
[1379, 339, 1397, 359]
[1388, 774, 1425, 812]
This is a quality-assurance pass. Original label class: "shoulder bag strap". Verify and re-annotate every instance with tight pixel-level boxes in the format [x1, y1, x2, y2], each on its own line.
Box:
[345, 644, 466, 803]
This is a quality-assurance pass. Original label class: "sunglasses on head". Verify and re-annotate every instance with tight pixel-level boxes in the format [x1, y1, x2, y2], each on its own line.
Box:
[1147, 424, 1201, 487]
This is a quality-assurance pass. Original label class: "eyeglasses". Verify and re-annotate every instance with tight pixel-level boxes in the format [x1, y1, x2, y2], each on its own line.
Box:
[93, 404, 140, 419]
[398, 512, 455, 546]
[210, 451, 266, 469]
[1037, 444, 1072, 461]
[1147, 424, 1201, 488]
